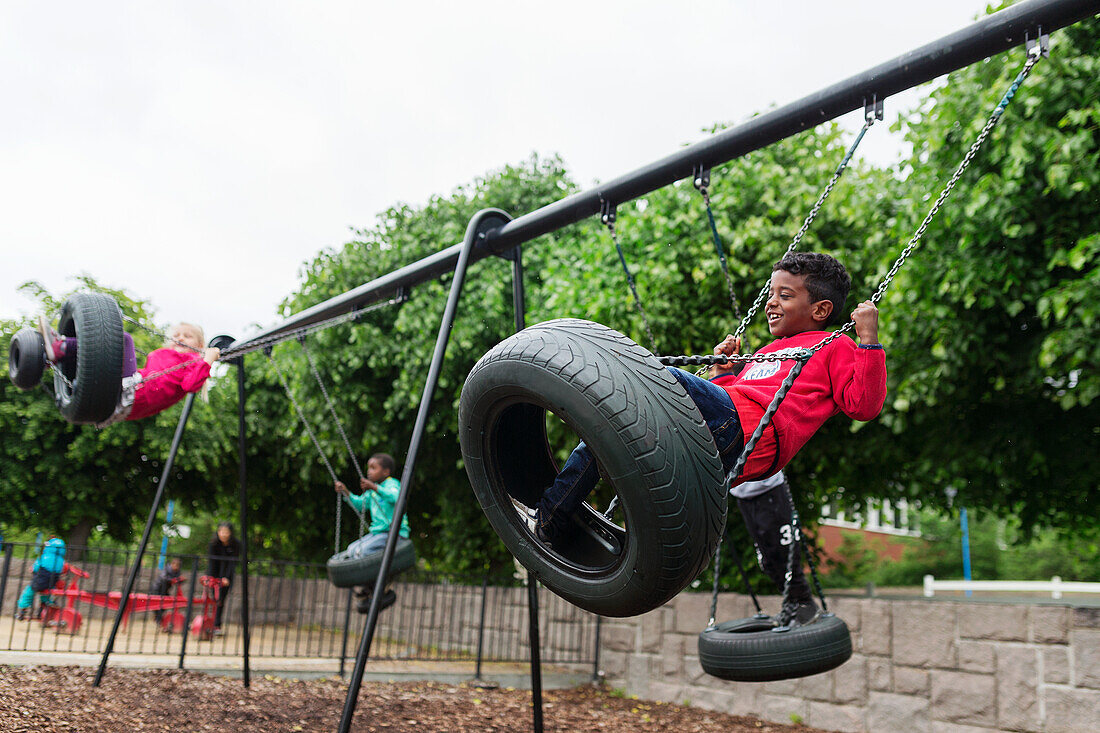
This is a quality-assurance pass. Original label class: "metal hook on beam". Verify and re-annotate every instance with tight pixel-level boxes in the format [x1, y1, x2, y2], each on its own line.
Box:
[864, 94, 884, 124]
[1025, 26, 1050, 58]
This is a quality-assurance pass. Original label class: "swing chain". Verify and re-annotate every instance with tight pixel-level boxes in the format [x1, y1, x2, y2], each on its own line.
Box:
[692, 163, 743, 325]
[601, 196, 657, 353]
[219, 292, 408, 362]
[121, 315, 205, 354]
[732, 112, 877, 344]
[298, 339, 366, 483]
[868, 50, 1043, 309]
[778, 482, 829, 618]
[266, 352, 366, 551]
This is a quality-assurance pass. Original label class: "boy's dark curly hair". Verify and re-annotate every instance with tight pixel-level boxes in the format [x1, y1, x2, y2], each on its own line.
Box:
[773, 252, 851, 327]
[371, 453, 397, 475]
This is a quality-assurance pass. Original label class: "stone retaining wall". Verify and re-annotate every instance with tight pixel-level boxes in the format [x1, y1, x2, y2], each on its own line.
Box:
[597, 592, 1100, 732]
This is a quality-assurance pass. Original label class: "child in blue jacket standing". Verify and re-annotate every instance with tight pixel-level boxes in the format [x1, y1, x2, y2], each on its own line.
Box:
[15, 537, 66, 621]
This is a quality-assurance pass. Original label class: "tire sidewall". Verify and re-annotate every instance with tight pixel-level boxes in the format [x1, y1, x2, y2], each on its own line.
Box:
[698, 613, 853, 682]
[327, 537, 416, 588]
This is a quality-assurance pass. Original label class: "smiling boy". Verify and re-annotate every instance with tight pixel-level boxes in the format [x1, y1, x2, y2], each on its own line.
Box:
[532, 253, 888, 590]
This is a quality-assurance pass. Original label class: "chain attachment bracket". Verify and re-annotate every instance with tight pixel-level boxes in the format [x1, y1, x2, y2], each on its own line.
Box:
[864, 94, 884, 123]
[1025, 27, 1050, 59]
[692, 164, 710, 192]
[599, 196, 616, 227]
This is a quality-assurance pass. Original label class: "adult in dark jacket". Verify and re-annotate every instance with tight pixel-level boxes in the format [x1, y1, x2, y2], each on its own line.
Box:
[207, 522, 240, 633]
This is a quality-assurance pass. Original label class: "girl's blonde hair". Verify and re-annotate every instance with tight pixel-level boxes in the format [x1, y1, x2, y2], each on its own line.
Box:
[168, 322, 210, 402]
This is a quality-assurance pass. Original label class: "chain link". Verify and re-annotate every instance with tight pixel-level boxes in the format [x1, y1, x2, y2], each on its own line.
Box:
[121, 315, 203, 354]
[694, 173, 743, 322]
[220, 294, 407, 362]
[299, 340, 369, 536]
[603, 209, 657, 353]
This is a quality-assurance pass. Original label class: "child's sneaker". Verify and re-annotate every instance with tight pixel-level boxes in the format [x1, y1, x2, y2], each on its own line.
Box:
[37, 315, 65, 363]
[521, 504, 553, 545]
[356, 588, 396, 614]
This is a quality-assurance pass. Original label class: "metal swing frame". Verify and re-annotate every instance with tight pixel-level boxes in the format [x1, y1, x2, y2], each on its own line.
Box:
[86, 4, 1096, 733]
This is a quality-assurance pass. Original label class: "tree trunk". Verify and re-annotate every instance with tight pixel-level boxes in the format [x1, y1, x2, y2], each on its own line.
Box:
[66, 517, 95, 561]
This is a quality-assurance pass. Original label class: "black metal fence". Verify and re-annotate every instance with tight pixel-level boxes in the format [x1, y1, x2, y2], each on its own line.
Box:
[0, 542, 599, 672]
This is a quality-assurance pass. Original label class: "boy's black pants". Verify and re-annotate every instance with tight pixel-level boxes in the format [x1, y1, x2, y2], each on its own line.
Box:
[736, 481, 812, 603]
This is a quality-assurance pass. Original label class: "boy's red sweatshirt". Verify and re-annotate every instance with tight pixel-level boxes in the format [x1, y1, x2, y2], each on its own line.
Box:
[127, 348, 211, 421]
[711, 331, 887, 483]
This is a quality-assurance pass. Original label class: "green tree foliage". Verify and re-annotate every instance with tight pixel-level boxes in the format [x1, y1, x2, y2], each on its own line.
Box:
[0, 277, 237, 551]
[865, 16, 1100, 530]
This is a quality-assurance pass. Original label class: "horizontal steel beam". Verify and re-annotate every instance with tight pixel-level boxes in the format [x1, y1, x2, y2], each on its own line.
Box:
[231, 0, 1098, 350]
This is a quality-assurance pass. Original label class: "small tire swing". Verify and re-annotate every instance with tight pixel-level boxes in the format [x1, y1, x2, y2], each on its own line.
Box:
[459, 318, 727, 618]
[7, 329, 47, 391]
[53, 292, 124, 425]
[326, 537, 417, 589]
[699, 613, 853, 682]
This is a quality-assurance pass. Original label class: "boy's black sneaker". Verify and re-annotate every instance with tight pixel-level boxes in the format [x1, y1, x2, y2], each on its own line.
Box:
[774, 598, 820, 628]
[356, 588, 396, 614]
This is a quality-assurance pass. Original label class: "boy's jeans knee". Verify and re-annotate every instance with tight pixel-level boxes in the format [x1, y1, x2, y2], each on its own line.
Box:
[346, 532, 388, 558]
[537, 368, 743, 536]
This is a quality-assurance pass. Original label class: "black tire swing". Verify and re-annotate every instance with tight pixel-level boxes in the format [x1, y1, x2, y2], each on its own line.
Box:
[459, 318, 726, 618]
[697, 474, 852, 682]
[8, 328, 47, 391]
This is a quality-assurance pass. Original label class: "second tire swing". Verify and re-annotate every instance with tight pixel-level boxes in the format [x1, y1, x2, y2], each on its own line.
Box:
[459, 318, 727, 618]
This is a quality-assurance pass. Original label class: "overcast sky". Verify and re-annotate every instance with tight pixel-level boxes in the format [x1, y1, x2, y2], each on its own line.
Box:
[2, 1, 998, 341]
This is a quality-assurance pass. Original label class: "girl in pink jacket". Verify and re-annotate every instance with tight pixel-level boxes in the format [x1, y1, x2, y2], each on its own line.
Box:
[40, 319, 219, 424]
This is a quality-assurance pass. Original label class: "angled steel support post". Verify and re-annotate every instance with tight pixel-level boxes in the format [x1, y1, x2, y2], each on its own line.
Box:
[336, 208, 515, 733]
[235, 354, 253, 687]
[94, 392, 196, 687]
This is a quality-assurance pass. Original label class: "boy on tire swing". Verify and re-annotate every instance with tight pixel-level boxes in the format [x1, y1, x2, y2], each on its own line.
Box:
[532, 252, 887, 626]
[334, 453, 410, 614]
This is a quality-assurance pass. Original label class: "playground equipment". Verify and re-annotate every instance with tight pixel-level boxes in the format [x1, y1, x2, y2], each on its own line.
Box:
[42, 570, 222, 638]
[4, 2, 1088, 731]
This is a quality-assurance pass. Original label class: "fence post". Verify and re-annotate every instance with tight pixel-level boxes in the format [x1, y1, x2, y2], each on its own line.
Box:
[338, 588, 354, 678]
[0, 542, 13, 619]
[1052, 575, 1062, 600]
[923, 574, 934, 597]
[472, 572, 491, 685]
[592, 615, 602, 684]
[178, 557, 200, 669]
